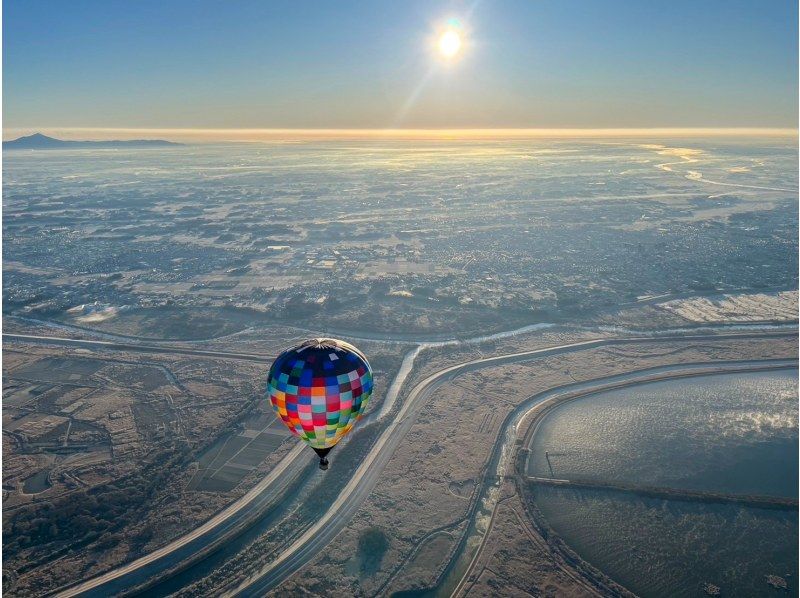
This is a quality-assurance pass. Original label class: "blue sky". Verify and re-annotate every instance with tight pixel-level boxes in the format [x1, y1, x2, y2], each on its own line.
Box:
[3, 0, 798, 132]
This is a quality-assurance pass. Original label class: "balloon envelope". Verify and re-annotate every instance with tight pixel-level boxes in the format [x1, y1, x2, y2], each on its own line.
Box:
[267, 338, 373, 450]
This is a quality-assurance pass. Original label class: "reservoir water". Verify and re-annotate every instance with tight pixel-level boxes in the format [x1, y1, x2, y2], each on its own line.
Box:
[528, 369, 798, 597]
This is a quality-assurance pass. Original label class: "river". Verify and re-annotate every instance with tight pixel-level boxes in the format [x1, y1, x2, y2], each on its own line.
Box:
[529, 369, 798, 597]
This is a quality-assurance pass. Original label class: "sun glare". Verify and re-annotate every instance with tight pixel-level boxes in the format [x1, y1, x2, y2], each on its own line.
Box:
[438, 29, 462, 58]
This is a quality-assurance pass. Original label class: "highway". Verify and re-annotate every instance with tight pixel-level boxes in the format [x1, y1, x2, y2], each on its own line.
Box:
[3, 333, 276, 363]
[7, 328, 792, 597]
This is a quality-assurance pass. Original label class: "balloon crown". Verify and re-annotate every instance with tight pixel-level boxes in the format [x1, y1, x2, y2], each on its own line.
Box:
[295, 337, 369, 362]
[299, 337, 344, 350]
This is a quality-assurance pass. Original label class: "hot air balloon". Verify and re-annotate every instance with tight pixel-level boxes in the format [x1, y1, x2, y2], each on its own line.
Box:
[266, 338, 373, 470]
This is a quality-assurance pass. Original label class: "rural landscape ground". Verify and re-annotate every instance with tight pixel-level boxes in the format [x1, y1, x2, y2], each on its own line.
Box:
[3, 136, 798, 597]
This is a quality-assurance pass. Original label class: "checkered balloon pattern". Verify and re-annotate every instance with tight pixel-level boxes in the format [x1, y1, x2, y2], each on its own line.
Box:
[267, 338, 373, 449]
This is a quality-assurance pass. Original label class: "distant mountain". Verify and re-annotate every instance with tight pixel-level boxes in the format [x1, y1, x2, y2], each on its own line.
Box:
[3, 133, 183, 149]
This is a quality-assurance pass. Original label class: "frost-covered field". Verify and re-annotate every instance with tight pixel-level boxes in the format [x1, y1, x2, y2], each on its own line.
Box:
[3, 136, 798, 335]
[658, 290, 798, 323]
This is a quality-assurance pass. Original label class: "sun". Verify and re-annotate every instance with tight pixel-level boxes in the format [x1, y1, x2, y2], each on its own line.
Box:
[438, 29, 462, 58]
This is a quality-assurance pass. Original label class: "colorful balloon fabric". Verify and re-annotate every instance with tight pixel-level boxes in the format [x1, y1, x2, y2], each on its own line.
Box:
[267, 338, 373, 450]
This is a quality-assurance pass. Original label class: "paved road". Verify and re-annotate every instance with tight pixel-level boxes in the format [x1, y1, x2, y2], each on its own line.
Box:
[3, 333, 276, 363]
[9, 329, 791, 596]
[228, 330, 796, 597]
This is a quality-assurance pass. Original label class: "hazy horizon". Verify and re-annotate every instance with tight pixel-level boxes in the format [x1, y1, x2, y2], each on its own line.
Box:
[4, 126, 799, 143]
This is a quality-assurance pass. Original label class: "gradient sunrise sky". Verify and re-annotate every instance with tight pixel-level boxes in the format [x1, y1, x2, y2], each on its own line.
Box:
[3, 0, 798, 137]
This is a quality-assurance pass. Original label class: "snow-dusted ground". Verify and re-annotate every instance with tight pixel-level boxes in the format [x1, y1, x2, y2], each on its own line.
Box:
[657, 290, 798, 323]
